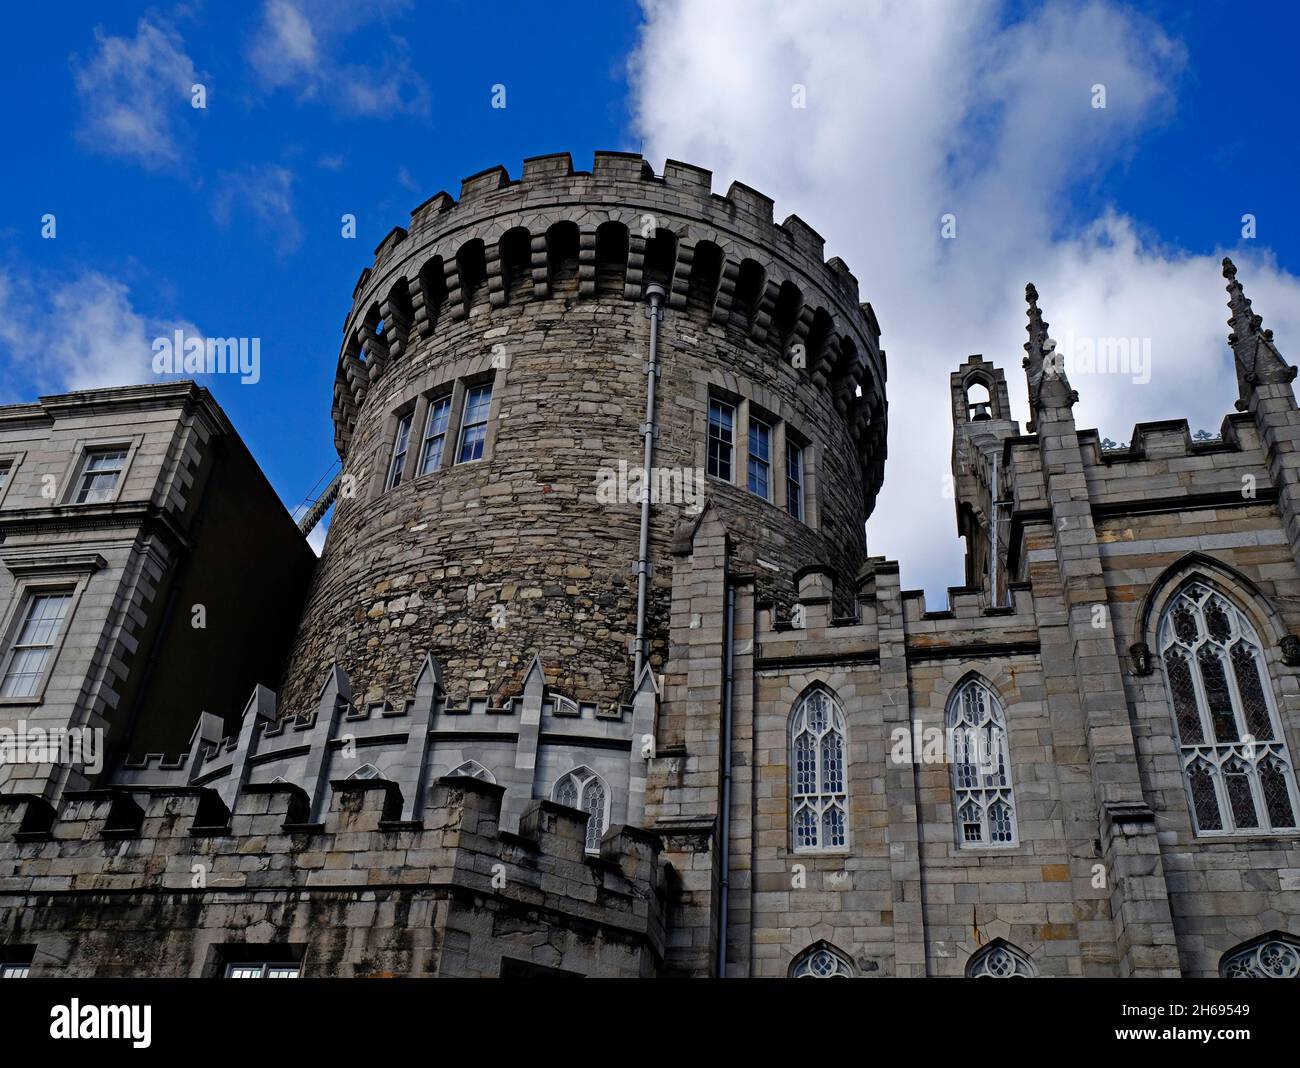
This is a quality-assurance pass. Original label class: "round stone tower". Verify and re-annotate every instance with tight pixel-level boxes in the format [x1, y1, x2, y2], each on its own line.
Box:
[280, 152, 887, 712]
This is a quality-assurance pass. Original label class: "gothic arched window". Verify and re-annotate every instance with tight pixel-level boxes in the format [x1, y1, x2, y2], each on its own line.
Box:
[1158, 583, 1300, 835]
[1220, 934, 1300, 978]
[449, 760, 495, 783]
[947, 678, 1018, 848]
[790, 942, 855, 978]
[789, 688, 848, 852]
[967, 940, 1036, 978]
[551, 766, 609, 854]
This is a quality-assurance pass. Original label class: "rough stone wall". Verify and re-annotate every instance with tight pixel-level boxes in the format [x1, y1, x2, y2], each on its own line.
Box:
[0, 777, 666, 978]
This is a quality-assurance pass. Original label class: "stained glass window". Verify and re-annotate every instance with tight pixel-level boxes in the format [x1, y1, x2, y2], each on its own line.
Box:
[947, 679, 1018, 848]
[967, 941, 1036, 978]
[1158, 583, 1300, 835]
[449, 760, 495, 783]
[789, 689, 849, 852]
[1220, 936, 1300, 978]
[551, 767, 608, 854]
[790, 943, 855, 978]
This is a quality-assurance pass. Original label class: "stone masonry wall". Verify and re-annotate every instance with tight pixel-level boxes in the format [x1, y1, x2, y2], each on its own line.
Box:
[0, 776, 666, 978]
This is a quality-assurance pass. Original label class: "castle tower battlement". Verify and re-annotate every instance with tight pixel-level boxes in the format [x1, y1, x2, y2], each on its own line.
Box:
[333, 151, 886, 473]
[284, 154, 888, 716]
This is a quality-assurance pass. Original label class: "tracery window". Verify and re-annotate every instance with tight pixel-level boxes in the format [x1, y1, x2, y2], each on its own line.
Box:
[967, 940, 1036, 978]
[947, 678, 1018, 848]
[789, 689, 848, 852]
[1220, 935, 1300, 978]
[790, 943, 855, 978]
[1159, 583, 1299, 835]
[449, 760, 495, 783]
[551, 766, 608, 853]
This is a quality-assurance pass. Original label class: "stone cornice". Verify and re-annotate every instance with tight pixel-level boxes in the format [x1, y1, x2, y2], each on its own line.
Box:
[0, 501, 194, 552]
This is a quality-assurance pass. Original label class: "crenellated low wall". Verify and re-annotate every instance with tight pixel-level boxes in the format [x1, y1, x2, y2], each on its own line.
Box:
[0, 773, 667, 977]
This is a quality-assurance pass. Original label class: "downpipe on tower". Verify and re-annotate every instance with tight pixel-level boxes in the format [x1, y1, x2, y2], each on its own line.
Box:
[633, 283, 665, 680]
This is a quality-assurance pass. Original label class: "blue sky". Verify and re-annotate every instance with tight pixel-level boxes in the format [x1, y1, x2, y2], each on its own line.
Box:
[1, 1, 1298, 596]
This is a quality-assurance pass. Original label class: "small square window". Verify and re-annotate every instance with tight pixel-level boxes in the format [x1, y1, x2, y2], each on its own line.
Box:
[225, 962, 301, 978]
[457, 385, 493, 464]
[1, 589, 75, 699]
[0, 945, 35, 978]
[73, 447, 128, 504]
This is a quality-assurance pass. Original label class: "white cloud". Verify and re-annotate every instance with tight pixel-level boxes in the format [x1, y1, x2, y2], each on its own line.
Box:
[630, 0, 1300, 600]
[212, 165, 304, 257]
[397, 166, 420, 192]
[72, 16, 200, 170]
[248, 0, 430, 117]
[0, 270, 200, 396]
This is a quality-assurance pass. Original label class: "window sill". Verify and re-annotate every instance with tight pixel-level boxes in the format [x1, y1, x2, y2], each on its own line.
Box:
[789, 848, 852, 858]
[0, 695, 48, 708]
[705, 474, 814, 530]
[1190, 830, 1300, 842]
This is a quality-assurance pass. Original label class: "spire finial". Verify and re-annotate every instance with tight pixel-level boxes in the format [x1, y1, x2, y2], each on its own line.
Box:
[1223, 257, 1293, 401]
[1223, 256, 1258, 341]
[1025, 282, 1050, 349]
[1021, 281, 1076, 429]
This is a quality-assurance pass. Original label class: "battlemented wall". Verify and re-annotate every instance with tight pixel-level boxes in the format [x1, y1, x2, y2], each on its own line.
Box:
[0, 775, 666, 978]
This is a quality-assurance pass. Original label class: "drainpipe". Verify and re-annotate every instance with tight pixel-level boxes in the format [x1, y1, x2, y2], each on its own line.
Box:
[988, 451, 999, 607]
[717, 582, 736, 978]
[633, 283, 665, 680]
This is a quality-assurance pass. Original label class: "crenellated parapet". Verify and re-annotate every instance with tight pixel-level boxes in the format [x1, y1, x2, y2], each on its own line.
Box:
[0, 773, 667, 977]
[109, 653, 658, 860]
[328, 151, 887, 503]
[751, 557, 1040, 662]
